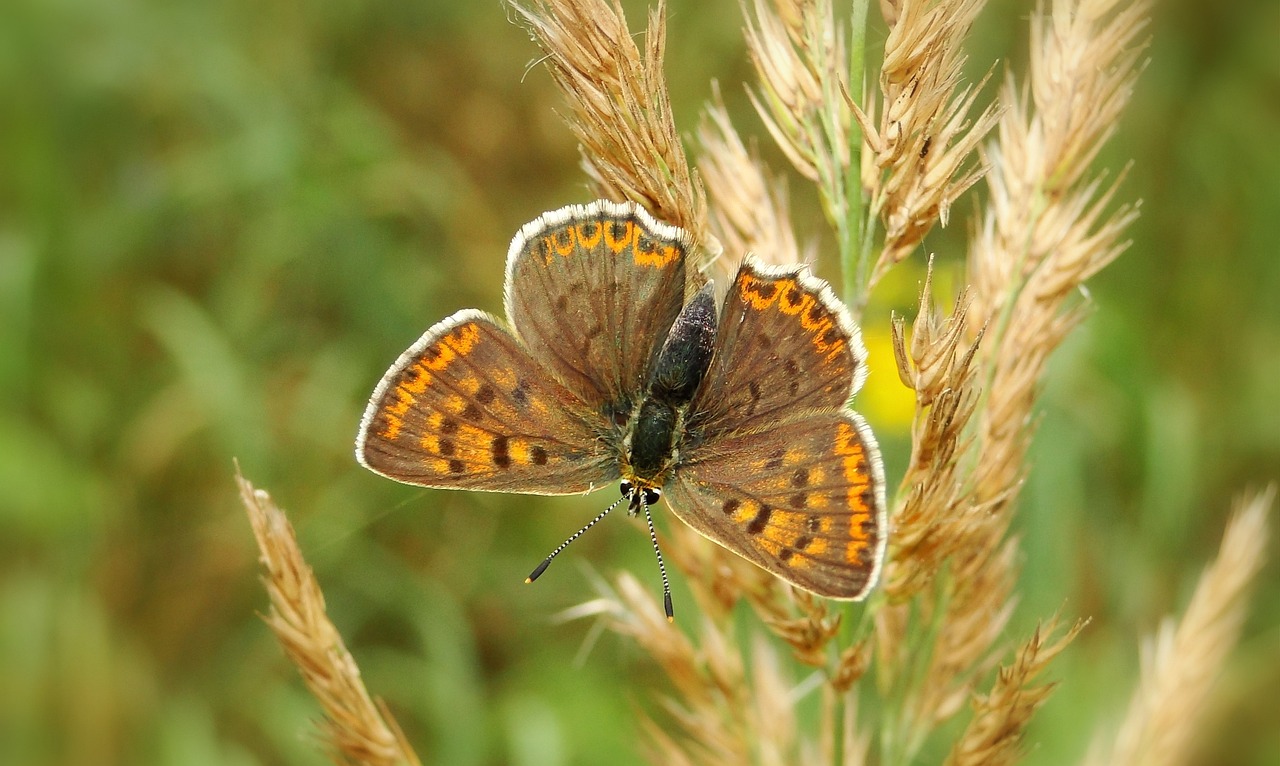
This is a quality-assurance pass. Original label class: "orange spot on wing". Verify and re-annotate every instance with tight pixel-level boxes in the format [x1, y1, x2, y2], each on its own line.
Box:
[443, 423, 498, 465]
[835, 421, 876, 564]
[491, 368, 515, 389]
[401, 362, 432, 393]
[509, 439, 533, 466]
[633, 240, 680, 269]
[739, 272, 780, 310]
[575, 222, 603, 248]
[552, 227, 576, 256]
[378, 411, 404, 440]
[763, 510, 804, 548]
[845, 539, 869, 566]
[419, 456, 450, 474]
[757, 537, 783, 557]
[604, 220, 635, 252]
[776, 281, 812, 316]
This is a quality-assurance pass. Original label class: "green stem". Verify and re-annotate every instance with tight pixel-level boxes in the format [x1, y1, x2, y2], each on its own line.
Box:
[843, 0, 870, 309]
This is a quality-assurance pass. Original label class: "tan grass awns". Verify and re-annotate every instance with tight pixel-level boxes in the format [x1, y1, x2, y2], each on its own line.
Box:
[239, 470, 421, 766]
[513, 0, 709, 250]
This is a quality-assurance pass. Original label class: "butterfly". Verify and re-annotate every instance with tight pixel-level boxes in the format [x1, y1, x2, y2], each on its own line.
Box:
[356, 200, 885, 620]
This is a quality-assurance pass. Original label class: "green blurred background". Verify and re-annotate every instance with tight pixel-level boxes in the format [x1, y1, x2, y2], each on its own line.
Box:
[2, 0, 1276, 764]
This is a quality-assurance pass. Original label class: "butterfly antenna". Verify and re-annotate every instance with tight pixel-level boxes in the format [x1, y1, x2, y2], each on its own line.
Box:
[641, 496, 675, 623]
[526, 494, 626, 584]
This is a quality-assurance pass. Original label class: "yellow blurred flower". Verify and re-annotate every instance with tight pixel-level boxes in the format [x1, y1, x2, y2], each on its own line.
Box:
[859, 323, 915, 436]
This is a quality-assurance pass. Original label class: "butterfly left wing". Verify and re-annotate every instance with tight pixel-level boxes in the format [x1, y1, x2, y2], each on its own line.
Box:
[357, 310, 617, 494]
[504, 200, 691, 411]
[664, 411, 886, 599]
[687, 256, 865, 439]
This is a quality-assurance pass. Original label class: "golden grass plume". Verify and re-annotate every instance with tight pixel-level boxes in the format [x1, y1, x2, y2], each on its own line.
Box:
[1082, 486, 1275, 766]
[238, 469, 421, 766]
[512, 0, 708, 246]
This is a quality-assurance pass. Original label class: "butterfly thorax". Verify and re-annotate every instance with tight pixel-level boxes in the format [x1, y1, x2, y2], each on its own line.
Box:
[621, 282, 717, 489]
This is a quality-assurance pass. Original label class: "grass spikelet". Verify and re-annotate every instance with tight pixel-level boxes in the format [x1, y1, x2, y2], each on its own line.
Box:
[512, 0, 707, 243]
[881, 266, 985, 602]
[697, 90, 806, 277]
[945, 617, 1088, 766]
[1083, 487, 1275, 766]
[237, 469, 421, 766]
[855, 0, 999, 283]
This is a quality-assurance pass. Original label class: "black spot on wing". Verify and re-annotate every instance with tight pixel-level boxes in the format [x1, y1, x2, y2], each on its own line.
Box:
[746, 505, 773, 536]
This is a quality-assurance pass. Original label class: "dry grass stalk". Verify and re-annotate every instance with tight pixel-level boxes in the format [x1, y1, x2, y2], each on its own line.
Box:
[912, 538, 1020, 724]
[237, 469, 421, 766]
[513, 0, 708, 246]
[891, 0, 1150, 740]
[593, 545, 876, 766]
[604, 572, 799, 766]
[873, 267, 1004, 738]
[745, 0, 887, 309]
[881, 266, 986, 603]
[697, 90, 807, 279]
[945, 617, 1088, 766]
[967, 0, 1149, 328]
[1082, 486, 1275, 766]
[743, 0, 844, 187]
[852, 0, 999, 284]
[588, 524, 878, 765]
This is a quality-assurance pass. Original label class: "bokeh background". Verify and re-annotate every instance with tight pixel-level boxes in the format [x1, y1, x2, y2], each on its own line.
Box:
[2, 0, 1277, 764]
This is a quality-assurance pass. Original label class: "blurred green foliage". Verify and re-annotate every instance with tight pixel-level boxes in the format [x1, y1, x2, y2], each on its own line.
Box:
[1, 0, 1276, 764]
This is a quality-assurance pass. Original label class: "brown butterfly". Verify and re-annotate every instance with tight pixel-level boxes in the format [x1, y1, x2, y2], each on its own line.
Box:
[357, 200, 886, 619]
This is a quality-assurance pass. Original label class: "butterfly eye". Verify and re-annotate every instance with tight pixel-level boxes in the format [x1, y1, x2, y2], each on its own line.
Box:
[619, 480, 635, 498]
[642, 487, 661, 506]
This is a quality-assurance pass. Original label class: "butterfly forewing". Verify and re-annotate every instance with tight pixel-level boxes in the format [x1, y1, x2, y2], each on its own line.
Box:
[689, 257, 866, 439]
[504, 201, 691, 410]
[665, 412, 887, 599]
[357, 310, 616, 494]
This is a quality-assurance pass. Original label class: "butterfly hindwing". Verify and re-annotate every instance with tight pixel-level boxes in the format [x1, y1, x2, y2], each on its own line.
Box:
[665, 411, 886, 599]
[504, 200, 691, 411]
[357, 310, 617, 494]
[689, 257, 866, 439]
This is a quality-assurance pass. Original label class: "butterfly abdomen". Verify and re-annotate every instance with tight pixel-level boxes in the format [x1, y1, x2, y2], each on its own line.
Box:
[648, 283, 717, 403]
[626, 282, 718, 484]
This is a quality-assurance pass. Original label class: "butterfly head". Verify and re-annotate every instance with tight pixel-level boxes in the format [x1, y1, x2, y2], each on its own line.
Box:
[620, 479, 661, 516]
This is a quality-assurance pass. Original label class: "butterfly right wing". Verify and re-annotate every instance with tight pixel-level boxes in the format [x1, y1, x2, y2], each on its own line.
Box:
[664, 411, 886, 600]
[357, 310, 617, 495]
